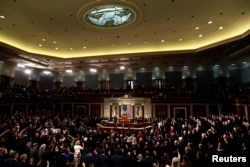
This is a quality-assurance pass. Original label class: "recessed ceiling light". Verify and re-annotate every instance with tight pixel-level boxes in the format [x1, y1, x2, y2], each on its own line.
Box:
[53, 41, 56, 44]
[179, 38, 183, 41]
[208, 21, 213, 24]
[112, 44, 115, 47]
[38, 44, 42, 47]
[70, 48, 73, 50]
[0, 16, 5, 19]
[195, 26, 199, 30]
[198, 34, 203, 38]
[219, 26, 223, 30]
[120, 66, 125, 70]
[161, 40, 165, 43]
[144, 41, 147, 44]
[128, 42, 131, 45]
[55, 47, 59, 50]
[83, 46, 86, 49]
[42, 38, 46, 41]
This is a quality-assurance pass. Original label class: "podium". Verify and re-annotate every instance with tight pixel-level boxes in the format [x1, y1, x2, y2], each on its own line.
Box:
[119, 116, 129, 123]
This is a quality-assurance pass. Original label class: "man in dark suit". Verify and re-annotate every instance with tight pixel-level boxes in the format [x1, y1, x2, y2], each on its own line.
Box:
[140, 151, 157, 167]
[110, 149, 124, 167]
[96, 149, 110, 167]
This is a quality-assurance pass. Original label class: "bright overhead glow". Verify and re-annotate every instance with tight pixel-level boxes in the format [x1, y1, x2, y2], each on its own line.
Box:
[0, 15, 5, 19]
[208, 21, 213, 24]
[198, 34, 203, 38]
[120, 66, 125, 70]
[17, 64, 25, 68]
[43, 70, 51, 75]
[195, 27, 199, 30]
[219, 26, 223, 30]
[25, 69, 31, 74]
[161, 40, 165, 43]
[66, 69, 72, 73]
[90, 68, 97, 72]
[38, 44, 42, 47]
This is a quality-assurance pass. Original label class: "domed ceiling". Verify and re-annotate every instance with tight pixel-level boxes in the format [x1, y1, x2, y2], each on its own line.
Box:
[0, 0, 249, 71]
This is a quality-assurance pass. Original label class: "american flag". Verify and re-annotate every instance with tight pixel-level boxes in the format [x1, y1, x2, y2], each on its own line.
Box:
[122, 105, 132, 117]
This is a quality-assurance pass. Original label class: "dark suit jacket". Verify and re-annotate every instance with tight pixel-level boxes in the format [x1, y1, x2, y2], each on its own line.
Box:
[97, 154, 110, 167]
[110, 154, 124, 167]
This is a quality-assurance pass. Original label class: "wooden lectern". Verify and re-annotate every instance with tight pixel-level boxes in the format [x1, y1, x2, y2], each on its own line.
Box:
[119, 116, 129, 123]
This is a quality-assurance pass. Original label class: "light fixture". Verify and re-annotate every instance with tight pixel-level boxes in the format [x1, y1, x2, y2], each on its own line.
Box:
[25, 69, 31, 74]
[195, 27, 199, 30]
[0, 15, 5, 19]
[90, 68, 97, 72]
[43, 70, 51, 75]
[198, 34, 203, 38]
[66, 69, 72, 73]
[85, 5, 135, 28]
[120, 66, 125, 70]
[17, 64, 25, 68]
[219, 26, 223, 30]
[208, 20, 213, 24]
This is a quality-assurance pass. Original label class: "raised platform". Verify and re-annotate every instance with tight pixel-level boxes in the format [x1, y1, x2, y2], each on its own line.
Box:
[96, 120, 152, 133]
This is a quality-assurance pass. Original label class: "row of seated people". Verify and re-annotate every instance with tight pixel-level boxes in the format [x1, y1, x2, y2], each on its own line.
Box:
[0, 109, 249, 167]
[1, 82, 250, 100]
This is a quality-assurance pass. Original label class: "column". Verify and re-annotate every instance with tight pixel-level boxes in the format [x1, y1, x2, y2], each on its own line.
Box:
[218, 104, 222, 115]
[244, 104, 248, 117]
[190, 105, 193, 116]
[167, 104, 170, 118]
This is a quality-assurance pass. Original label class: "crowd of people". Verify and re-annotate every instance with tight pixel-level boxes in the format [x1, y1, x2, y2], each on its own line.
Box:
[0, 82, 250, 100]
[0, 109, 249, 167]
